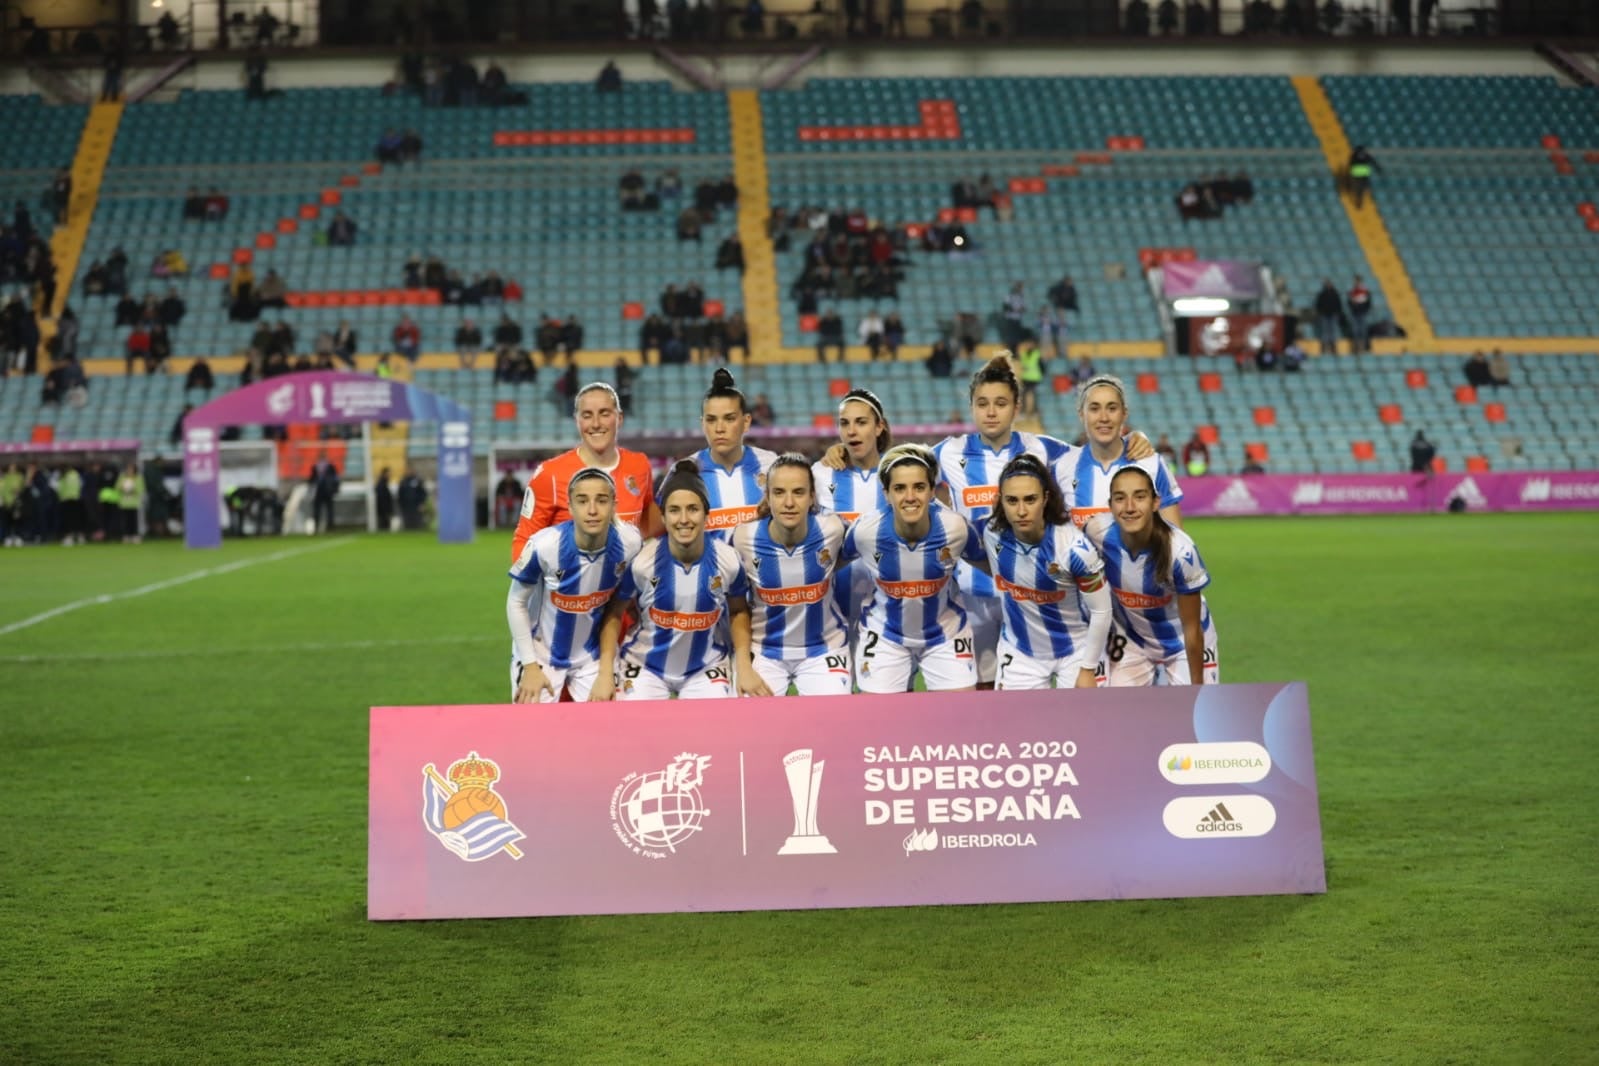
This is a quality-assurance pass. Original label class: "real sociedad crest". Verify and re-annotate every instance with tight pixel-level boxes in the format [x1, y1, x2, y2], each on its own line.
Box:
[421, 752, 525, 862]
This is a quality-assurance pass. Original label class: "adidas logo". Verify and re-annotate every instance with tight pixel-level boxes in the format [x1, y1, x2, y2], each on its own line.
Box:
[1451, 477, 1488, 509]
[1212, 479, 1259, 513]
[1196, 802, 1245, 833]
[1520, 478, 1551, 503]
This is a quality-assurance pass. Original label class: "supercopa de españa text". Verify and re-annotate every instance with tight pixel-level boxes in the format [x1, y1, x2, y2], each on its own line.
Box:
[862, 742, 1081, 826]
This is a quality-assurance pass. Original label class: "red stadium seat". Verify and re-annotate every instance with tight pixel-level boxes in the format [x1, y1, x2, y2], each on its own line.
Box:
[254, 232, 276, 250]
[1466, 456, 1490, 472]
[1542, 134, 1562, 149]
[1053, 374, 1072, 394]
[1378, 403, 1403, 424]
[362, 162, 383, 175]
[1136, 373, 1159, 394]
[828, 378, 851, 398]
[208, 262, 229, 280]
[276, 218, 298, 234]
[799, 314, 819, 333]
[1042, 164, 1080, 178]
[1137, 248, 1158, 271]
[1198, 372, 1222, 393]
[1577, 202, 1597, 218]
[812, 413, 834, 429]
[1454, 385, 1478, 404]
[1245, 442, 1269, 462]
[956, 207, 978, 223]
[494, 401, 517, 421]
[1483, 403, 1507, 424]
[937, 208, 957, 224]
[339, 174, 361, 187]
[232, 247, 253, 265]
[1586, 217, 1599, 232]
[30, 425, 54, 444]
[1197, 424, 1219, 445]
[704, 299, 725, 317]
[1405, 369, 1428, 389]
[621, 302, 644, 320]
[1253, 405, 1276, 427]
[904, 223, 926, 239]
[298, 203, 320, 220]
[1431, 456, 1447, 473]
[320, 188, 341, 206]
[1351, 440, 1375, 461]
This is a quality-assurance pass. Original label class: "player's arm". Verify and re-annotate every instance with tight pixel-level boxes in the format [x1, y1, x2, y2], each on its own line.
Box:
[959, 517, 990, 575]
[819, 442, 848, 471]
[1178, 593, 1205, 685]
[509, 466, 557, 562]
[505, 580, 553, 703]
[727, 598, 772, 698]
[590, 595, 627, 702]
[639, 494, 664, 539]
[1159, 502, 1182, 527]
[1075, 576, 1112, 689]
[1123, 431, 1154, 460]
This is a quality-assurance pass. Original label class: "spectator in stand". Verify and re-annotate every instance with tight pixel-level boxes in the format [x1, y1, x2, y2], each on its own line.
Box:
[399, 130, 423, 164]
[596, 60, 623, 93]
[615, 357, 636, 413]
[751, 393, 776, 427]
[1409, 431, 1436, 474]
[535, 315, 562, 365]
[561, 314, 584, 362]
[858, 307, 886, 361]
[1488, 349, 1513, 388]
[183, 187, 207, 220]
[1000, 281, 1027, 349]
[332, 320, 357, 366]
[724, 311, 749, 362]
[1347, 275, 1372, 354]
[657, 169, 682, 202]
[676, 206, 702, 242]
[148, 323, 172, 372]
[185, 356, 215, 393]
[1241, 454, 1267, 475]
[816, 306, 845, 363]
[492, 312, 522, 363]
[327, 211, 358, 246]
[377, 128, 405, 165]
[56, 306, 80, 361]
[1463, 350, 1492, 388]
[102, 47, 124, 101]
[204, 188, 229, 221]
[715, 234, 745, 273]
[926, 338, 954, 378]
[1038, 303, 1069, 359]
[244, 48, 269, 100]
[1072, 354, 1096, 385]
[114, 292, 140, 327]
[452, 318, 481, 369]
[257, 269, 288, 309]
[1347, 146, 1380, 207]
[392, 314, 421, 360]
[1154, 432, 1178, 467]
[1314, 279, 1343, 355]
[640, 312, 669, 364]
[1016, 338, 1045, 415]
[125, 324, 151, 373]
[52, 169, 73, 225]
[882, 311, 906, 359]
[1181, 429, 1211, 477]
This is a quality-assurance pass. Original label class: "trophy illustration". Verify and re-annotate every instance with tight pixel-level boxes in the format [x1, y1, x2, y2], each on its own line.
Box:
[309, 382, 328, 418]
[778, 748, 836, 855]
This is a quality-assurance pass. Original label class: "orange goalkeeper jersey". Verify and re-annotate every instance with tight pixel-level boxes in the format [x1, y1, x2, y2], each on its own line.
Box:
[509, 447, 656, 562]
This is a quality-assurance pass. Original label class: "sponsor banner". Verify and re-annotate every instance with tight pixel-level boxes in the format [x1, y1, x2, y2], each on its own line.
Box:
[368, 682, 1325, 920]
[181, 371, 474, 548]
[1187, 314, 1284, 357]
[0, 437, 141, 455]
[1181, 471, 1599, 517]
[1162, 259, 1264, 300]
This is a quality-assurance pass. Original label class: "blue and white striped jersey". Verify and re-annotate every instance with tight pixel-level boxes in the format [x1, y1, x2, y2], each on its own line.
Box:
[693, 445, 777, 540]
[982, 522, 1104, 660]
[839, 502, 985, 650]
[1060, 445, 1184, 527]
[618, 537, 750, 681]
[509, 522, 643, 669]
[729, 512, 848, 661]
[1100, 522, 1211, 657]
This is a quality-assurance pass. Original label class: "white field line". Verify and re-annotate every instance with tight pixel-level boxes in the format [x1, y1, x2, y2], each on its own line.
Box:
[0, 537, 356, 639]
[0, 633, 500, 665]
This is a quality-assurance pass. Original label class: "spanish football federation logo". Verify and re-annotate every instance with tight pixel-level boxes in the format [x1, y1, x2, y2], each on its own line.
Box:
[422, 752, 526, 862]
[610, 752, 711, 858]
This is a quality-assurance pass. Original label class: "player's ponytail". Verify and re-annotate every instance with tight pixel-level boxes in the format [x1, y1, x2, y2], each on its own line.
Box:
[1109, 466, 1173, 589]
[703, 367, 748, 414]
[968, 353, 1020, 403]
[658, 458, 710, 510]
[755, 453, 817, 519]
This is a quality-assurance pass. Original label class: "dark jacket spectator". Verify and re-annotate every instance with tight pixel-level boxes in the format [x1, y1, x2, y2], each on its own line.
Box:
[596, 61, 623, 93]
[185, 357, 215, 393]
[1409, 431, 1436, 474]
[159, 289, 186, 327]
[327, 212, 358, 246]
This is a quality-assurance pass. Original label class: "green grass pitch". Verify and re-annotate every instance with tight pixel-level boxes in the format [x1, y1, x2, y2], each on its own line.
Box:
[2, 513, 1595, 1064]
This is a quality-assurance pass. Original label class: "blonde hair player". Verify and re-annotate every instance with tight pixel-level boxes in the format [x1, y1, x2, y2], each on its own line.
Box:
[1061, 373, 1183, 528]
[812, 386, 892, 660]
[729, 454, 852, 696]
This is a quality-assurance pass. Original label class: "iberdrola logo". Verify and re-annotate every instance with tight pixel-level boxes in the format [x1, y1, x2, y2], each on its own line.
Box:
[1167, 754, 1193, 771]
[422, 751, 526, 862]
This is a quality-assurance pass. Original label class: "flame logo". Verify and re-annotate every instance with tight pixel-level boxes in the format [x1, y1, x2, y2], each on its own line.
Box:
[902, 827, 939, 855]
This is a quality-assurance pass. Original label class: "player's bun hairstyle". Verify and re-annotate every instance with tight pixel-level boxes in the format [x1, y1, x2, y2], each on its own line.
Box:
[989, 454, 1068, 535]
[838, 387, 892, 454]
[877, 442, 938, 490]
[658, 458, 711, 511]
[756, 453, 818, 519]
[1076, 374, 1128, 419]
[703, 367, 748, 414]
[573, 381, 621, 416]
[566, 467, 615, 497]
[969, 353, 1020, 402]
[1109, 465, 1175, 589]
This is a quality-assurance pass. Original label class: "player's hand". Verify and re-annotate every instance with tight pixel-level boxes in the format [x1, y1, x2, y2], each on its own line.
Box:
[737, 660, 773, 698]
[820, 442, 848, 471]
[515, 664, 553, 704]
[1073, 667, 1098, 689]
[1081, 513, 1112, 546]
[1123, 431, 1154, 461]
[589, 672, 616, 702]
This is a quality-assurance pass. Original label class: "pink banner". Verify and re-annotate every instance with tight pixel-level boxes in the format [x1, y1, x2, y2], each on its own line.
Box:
[369, 684, 1324, 920]
[1180, 471, 1599, 516]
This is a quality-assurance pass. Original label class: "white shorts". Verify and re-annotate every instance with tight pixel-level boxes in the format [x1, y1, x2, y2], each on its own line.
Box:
[995, 638, 1097, 691]
[751, 649, 853, 696]
[510, 658, 603, 703]
[1105, 619, 1220, 687]
[964, 594, 1002, 685]
[616, 657, 737, 700]
[855, 628, 977, 693]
